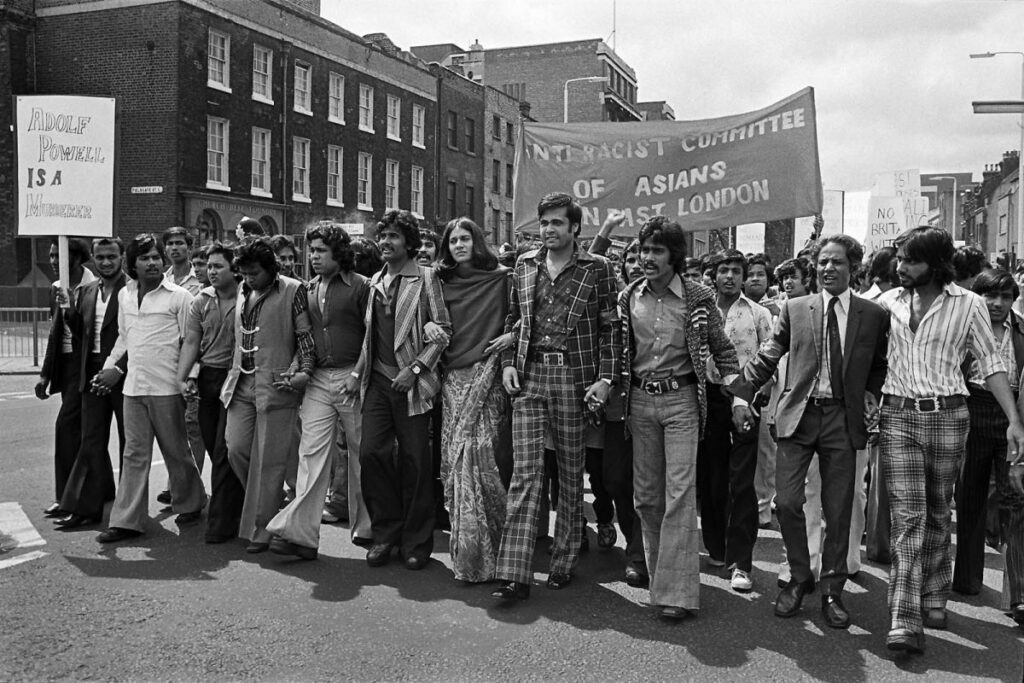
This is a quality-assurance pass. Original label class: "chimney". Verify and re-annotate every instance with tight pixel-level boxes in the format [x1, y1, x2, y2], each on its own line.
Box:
[518, 100, 532, 119]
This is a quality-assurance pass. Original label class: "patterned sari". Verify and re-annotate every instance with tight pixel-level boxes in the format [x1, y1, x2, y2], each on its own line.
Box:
[441, 353, 511, 582]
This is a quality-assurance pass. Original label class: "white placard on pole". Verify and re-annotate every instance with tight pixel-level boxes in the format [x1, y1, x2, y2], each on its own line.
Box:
[15, 95, 117, 239]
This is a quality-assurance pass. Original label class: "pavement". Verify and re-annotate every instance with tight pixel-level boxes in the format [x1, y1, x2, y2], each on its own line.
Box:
[1, 373, 1023, 682]
[0, 357, 41, 375]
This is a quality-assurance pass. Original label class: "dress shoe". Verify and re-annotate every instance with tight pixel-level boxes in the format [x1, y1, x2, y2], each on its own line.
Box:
[821, 595, 850, 629]
[97, 527, 141, 543]
[886, 628, 924, 654]
[775, 578, 815, 617]
[366, 543, 394, 567]
[204, 534, 231, 544]
[923, 608, 947, 630]
[1011, 603, 1024, 625]
[245, 541, 270, 554]
[491, 581, 530, 601]
[352, 536, 373, 547]
[625, 563, 650, 588]
[156, 490, 172, 505]
[55, 514, 99, 529]
[660, 606, 692, 621]
[321, 509, 347, 525]
[547, 573, 572, 590]
[597, 523, 617, 548]
[269, 537, 318, 560]
[404, 555, 428, 570]
[43, 503, 66, 518]
[706, 556, 726, 568]
[174, 510, 202, 526]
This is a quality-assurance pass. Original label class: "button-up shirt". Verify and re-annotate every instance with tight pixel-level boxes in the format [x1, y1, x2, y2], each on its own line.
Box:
[239, 276, 316, 376]
[187, 287, 236, 369]
[630, 274, 692, 378]
[103, 276, 193, 396]
[967, 318, 1019, 392]
[707, 292, 772, 384]
[814, 288, 851, 398]
[530, 250, 578, 351]
[879, 283, 1006, 398]
[166, 265, 202, 296]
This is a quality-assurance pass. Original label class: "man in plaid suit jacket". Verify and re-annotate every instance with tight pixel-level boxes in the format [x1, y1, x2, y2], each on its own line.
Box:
[492, 192, 621, 602]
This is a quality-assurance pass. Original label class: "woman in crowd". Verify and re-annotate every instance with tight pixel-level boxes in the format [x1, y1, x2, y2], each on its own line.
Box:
[433, 217, 514, 582]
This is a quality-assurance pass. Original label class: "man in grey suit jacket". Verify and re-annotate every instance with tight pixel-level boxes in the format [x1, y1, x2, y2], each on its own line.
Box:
[728, 234, 888, 629]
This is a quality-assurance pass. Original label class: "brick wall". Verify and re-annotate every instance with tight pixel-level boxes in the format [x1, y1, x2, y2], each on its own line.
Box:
[484, 85, 519, 244]
[433, 65, 484, 232]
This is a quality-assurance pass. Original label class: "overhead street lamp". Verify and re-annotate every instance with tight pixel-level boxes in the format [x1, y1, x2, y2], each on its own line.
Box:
[970, 51, 1024, 264]
[563, 76, 610, 123]
[930, 175, 960, 239]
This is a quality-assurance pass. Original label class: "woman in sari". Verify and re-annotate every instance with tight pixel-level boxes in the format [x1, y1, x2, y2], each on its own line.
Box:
[434, 217, 513, 582]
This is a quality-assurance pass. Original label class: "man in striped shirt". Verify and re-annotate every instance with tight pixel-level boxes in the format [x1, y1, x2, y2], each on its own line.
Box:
[878, 226, 1024, 654]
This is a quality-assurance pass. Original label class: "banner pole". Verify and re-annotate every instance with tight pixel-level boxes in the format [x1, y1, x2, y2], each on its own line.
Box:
[58, 235, 70, 309]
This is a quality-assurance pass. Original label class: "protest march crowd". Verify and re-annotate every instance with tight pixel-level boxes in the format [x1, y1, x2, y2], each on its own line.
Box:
[35, 192, 1024, 656]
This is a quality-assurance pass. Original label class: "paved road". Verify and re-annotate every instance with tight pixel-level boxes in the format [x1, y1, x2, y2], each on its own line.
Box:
[1, 374, 1022, 681]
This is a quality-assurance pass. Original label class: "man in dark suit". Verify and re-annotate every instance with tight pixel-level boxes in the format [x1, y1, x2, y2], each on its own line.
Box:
[36, 237, 94, 518]
[728, 234, 889, 629]
[56, 237, 127, 528]
[491, 192, 621, 602]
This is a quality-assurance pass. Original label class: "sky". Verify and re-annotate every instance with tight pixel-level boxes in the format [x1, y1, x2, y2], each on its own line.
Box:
[321, 0, 1024, 242]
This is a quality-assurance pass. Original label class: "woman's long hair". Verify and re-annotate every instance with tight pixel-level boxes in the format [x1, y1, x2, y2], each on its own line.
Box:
[436, 217, 498, 280]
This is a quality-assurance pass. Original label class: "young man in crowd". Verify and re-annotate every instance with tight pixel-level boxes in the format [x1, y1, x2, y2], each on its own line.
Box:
[265, 224, 371, 559]
[359, 210, 451, 570]
[222, 237, 316, 552]
[621, 216, 738, 620]
[176, 242, 244, 544]
[699, 249, 773, 593]
[492, 192, 620, 602]
[745, 253, 779, 317]
[191, 248, 210, 288]
[56, 237, 126, 528]
[37, 238, 95, 519]
[93, 234, 207, 543]
[270, 234, 301, 282]
[878, 226, 1024, 653]
[730, 234, 889, 629]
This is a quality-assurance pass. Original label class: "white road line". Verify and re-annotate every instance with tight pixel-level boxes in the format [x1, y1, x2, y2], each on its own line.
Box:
[0, 550, 48, 570]
[0, 393, 36, 401]
[0, 502, 46, 557]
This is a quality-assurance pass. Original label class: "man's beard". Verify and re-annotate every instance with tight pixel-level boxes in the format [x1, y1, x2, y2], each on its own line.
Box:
[901, 267, 932, 290]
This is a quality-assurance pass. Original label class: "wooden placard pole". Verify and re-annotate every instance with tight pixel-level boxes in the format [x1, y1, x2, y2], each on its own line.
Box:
[58, 234, 70, 309]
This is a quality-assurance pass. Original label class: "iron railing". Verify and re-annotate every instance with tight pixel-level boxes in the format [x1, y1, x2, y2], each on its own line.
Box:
[0, 308, 50, 366]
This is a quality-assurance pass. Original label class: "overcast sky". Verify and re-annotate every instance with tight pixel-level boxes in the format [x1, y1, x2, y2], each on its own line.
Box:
[322, 0, 1023, 242]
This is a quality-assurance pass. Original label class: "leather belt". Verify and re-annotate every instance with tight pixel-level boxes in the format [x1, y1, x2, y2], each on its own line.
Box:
[882, 394, 966, 413]
[630, 373, 697, 395]
[527, 349, 567, 366]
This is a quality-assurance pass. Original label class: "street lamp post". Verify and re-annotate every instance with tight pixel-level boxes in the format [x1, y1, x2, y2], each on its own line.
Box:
[930, 175, 959, 239]
[971, 51, 1024, 264]
[563, 76, 611, 123]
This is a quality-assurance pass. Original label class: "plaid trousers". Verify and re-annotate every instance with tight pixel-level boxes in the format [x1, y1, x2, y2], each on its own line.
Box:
[880, 400, 969, 633]
[494, 361, 585, 583]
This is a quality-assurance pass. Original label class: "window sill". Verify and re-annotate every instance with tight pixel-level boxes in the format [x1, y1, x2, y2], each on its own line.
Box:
[250, 188, 273, 198]
[327, 199, 345, 208]
[413, 141, 426, 150]
[252, 93, 274, 106]
[387, 134, 402, 143]
[207, 81, 232, 94]
[329, 116, 346, 126]
[206, 181, 231, 192]
[359, 125, 375, 134]
[293, 106, 313, 117]
[292, 194, 312, 204]
[358, 203, 373, 212]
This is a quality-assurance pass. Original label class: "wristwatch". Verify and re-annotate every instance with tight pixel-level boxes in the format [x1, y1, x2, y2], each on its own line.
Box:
[411, 363, 422, 375]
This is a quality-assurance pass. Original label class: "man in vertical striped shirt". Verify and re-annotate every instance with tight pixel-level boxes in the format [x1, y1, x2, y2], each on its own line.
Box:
[878, 226, 1024, 654]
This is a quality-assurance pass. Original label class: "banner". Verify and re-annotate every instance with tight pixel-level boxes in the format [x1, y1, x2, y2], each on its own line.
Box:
[513, 87, 822, 238]
[15, 95, 116, 237]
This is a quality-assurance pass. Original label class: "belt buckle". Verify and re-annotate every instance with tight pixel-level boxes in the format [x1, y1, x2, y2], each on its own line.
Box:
[914, 397, 939, 413]
[543, 352, 563, 366]
[644, 380, 664, 395]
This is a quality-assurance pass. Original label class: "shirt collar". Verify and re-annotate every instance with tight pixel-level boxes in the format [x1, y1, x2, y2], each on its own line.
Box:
[638, 274, 684, 298]
[311, 269, 353, 287]
[533, 244, 582, 267]
[821, 287, 852, 312]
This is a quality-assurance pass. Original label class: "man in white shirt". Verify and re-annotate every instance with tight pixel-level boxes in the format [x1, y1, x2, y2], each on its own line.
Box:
[93, 234, 207, 543]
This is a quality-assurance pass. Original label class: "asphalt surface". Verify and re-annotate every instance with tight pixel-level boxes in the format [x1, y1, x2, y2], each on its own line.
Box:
[1, 373, 1023, 682]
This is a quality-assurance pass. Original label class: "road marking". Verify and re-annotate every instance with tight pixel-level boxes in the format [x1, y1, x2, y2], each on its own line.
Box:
[0, 392, 36, 401]
[0, 502, 47, 569]
[0, 550, 48, 570]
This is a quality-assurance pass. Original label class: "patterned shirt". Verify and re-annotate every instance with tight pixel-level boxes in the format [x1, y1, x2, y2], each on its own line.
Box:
[879, 283, 1006, 398]
[707, 292, 772, 384]
[530, 250, 578, 351]
[239, 277, 316, 376]
[967, 318, 1018, 392]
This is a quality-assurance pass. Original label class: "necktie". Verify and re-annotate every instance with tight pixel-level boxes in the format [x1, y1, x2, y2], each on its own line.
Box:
[827, 297, 844, 399]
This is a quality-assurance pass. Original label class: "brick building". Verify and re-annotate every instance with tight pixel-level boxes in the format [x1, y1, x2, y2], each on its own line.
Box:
[430, 63, 484, 237]
[963, 151, 1020, 261]
[412, 38, 641, 124]
[638, 100, 675, 121]
[0, 0, 438, 303]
